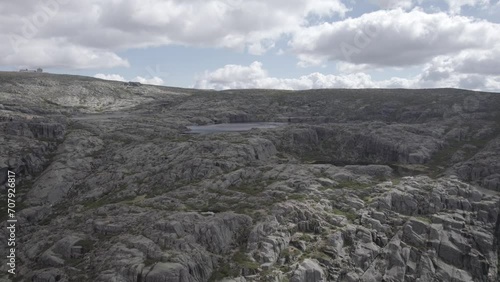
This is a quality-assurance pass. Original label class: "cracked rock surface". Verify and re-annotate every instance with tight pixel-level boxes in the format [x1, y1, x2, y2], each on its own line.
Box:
[1, 72, 500, 282]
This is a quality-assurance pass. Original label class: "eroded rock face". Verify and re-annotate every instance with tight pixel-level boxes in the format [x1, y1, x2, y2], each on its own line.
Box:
[1, 73, 500, 282]
[452, 136, 500, 192]
[360, 177, 499, 282]
[290, 259, 325, 282]
[270, 123, 444, 166]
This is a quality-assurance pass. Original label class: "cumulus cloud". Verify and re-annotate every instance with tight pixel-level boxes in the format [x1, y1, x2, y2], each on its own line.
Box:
[443, 0, 491, 14]
[451, 49, 500, 75]
[199, 61, 268, 83]
[411, 46, 500, 90]
[3, 37, 129, 69]
[336, 62, 373, 74]
[413, 51, 500, 91]
[1, 1, 129, 69]
[289, 8, 500, 67]
[133, 76, 164, 86]
[94, 73, 126, 82]
[0, 0, 348, 68]
[194, 61, 500, 92]
[368, 0, 416, 10]
[94, 74, 164, 85]
[194, 61, 414, 90]
[1, 0, 498, 89]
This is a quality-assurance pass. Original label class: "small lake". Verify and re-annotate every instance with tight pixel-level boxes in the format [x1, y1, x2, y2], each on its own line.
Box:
[187, 122, 287, 134]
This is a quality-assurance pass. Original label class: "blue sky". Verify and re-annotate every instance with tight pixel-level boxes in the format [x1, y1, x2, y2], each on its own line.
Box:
[1, 0, 499, 91]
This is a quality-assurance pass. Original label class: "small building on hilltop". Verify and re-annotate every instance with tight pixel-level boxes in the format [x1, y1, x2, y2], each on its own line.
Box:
[125, 81, 142, 87]
[19, 68, 43, 73]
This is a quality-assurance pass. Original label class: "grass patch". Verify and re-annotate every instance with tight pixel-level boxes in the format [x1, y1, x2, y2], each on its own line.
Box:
[233, 251, 260, 270]
[251, 210, 266, 222]
[208, 263, 238, 282]
[427, 142, 465, 177]
[288, 193, 307, 201]
[81, 191, 131, 210]
[232, 202, 260, 217]
[228, 182, 266, 196]
[299, 234, 314, 242]
[119, 194, 147, 205]
[414, 216, 432, 224]
[309, 250, 330, 261]
[362, 195, 373, 204]
[208, 249, 259, 282]
[428, 130, 499, 178]
[280, 248, 292, 258]
[207, 187, 235, 197]
[143, 258, 157, 267]
[228, 139, 247, 144]
[392, 178, 401, 185]
[82, 196, 114, 210]
[334, 180, 370, 190]
[332, 209, 357, 222]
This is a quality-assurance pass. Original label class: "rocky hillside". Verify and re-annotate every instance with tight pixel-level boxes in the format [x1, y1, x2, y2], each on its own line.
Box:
[0, 71, 499, 282]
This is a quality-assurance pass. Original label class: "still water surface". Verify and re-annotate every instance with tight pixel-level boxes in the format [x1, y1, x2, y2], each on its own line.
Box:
[187, 122, 287, 133]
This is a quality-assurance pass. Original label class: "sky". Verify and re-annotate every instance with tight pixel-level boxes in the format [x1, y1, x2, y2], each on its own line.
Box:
[1, 0, 500, 91]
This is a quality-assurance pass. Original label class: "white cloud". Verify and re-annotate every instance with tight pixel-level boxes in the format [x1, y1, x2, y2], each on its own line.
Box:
[443, 0, 491, 14]
[194, 61, 500, 92]
[133, 76, 164, 86]
[248, 39, 276, 56]
[0, 0, 348, 69]
[368, 0, 416, 10]
[289, 8, 500, 67]
[1, 0, 499, 89]
[451, 49, 500, 75]
[194, 61, 414, 90]
[94, 74, 164, 85]
[200, 61, 267, 83]
[3, 38, 129, 69]
[1, 1, 129, 69]
[94, 74, 126, 82]
[336, 62, 373, 74]
[414, 50, 500, 91]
